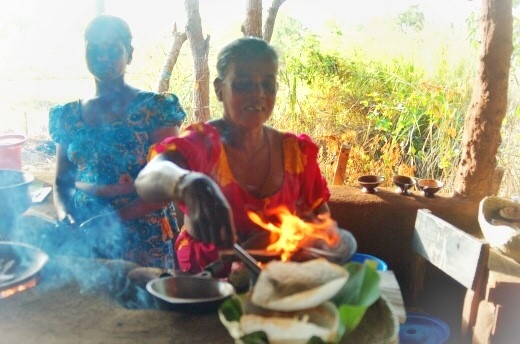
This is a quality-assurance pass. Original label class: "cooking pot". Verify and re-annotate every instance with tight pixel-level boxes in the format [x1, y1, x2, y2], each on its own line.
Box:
[35, 211, 126, 260]
[0, 169, 34, 219]
[0, 241, 49, 292]
[146, 274, 235, 313]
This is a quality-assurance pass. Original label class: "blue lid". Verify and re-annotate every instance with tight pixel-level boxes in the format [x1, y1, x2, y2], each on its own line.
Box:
[399, 313, 451, 344]
[350, 253, 388, 271]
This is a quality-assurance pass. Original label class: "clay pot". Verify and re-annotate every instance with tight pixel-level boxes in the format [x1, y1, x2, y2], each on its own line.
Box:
[0, 134, 26, 170]
[417, 178, 444, 197]
[392, 175, 415, 195]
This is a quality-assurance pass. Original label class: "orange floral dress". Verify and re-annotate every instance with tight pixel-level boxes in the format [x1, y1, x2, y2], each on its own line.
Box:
[149, 122, 331, 273]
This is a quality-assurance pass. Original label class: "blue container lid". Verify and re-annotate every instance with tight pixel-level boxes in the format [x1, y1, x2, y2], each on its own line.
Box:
[399, 313, 451, 344]
[350, 253, 388, 271]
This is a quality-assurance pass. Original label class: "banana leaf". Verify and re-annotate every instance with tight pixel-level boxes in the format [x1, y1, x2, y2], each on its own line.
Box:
[332, 262, 381, 335]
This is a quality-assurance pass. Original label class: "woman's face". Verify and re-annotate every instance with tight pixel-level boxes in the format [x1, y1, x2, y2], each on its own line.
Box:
[215, 56, 278, 129]
[85, 31, 132, 82]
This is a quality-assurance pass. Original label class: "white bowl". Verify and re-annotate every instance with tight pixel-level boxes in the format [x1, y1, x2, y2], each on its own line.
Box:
[478, 196, 520, 263]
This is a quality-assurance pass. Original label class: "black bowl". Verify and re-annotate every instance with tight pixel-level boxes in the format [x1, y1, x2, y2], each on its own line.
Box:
[417, 179, 444, 197]
[393, 175, 415, 195]
[357, 175, 385, 194]
[0, 241, 49, 290]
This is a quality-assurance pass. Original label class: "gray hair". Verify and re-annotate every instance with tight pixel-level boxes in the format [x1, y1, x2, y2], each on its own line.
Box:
[216, 37, 278, 79]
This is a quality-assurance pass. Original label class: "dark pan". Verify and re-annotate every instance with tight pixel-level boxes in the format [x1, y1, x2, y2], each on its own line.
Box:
[146, 275, 235, 313]
[0, 241, 49, 290]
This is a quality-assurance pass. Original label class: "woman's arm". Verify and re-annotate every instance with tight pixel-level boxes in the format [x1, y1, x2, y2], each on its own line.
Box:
[314, 202, 331, 217]
[135, 153, 190, 203]
[113, 125, 183, 220]
[135, 152, 235, 248]
[151, 125, 180, 143]
[53, 143, 77, 223]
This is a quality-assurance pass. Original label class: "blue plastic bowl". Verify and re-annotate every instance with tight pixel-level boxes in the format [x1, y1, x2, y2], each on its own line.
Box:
[399, 313, 451, 344]
[350, 253, 388, 271]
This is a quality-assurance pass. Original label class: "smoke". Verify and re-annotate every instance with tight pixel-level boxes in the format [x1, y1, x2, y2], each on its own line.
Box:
[2, 205, 159, 309]
[0, 169, 33, 240]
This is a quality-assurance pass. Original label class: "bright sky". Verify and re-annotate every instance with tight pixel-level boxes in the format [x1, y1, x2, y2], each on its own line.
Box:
[0, 0, 480, 40]
[0, 0, 481, 133]
[0, 0, 480, 66]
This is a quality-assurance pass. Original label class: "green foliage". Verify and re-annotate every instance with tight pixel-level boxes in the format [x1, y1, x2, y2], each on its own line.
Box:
[271, 29, 473, 189]
[397, 4, 425, 32]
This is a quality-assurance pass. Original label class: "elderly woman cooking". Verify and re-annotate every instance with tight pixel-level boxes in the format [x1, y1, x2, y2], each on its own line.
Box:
[135, 37, 356, 274]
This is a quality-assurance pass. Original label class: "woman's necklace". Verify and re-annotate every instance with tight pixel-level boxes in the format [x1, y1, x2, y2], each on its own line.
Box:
[255, 129, 272, 196]
[224, 127, 273, 197]
[248, 127, 269, 157]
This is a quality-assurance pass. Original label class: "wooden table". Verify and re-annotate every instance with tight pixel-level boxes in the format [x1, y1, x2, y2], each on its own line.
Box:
[1, 183, 406, 343]
[473, 249, 520, 343]
[0, 256, 404, 344]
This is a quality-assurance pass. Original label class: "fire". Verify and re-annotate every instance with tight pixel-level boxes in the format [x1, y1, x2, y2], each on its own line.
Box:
[248, 205, 339, 261]
[0, 277, 39, 299]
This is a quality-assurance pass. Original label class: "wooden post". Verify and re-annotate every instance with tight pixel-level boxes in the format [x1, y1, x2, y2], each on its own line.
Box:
[333, 143, 351, 185]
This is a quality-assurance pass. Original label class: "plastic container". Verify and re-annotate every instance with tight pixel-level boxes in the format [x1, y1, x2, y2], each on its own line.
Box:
[399, 313, 450, 344]
[350, 253, 388, 271]
[0, 133, 26, 170]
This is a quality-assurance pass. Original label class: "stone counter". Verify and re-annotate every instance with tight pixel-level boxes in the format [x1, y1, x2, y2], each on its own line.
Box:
[328, 185, 481, 302]
[13, 180, 483, 307]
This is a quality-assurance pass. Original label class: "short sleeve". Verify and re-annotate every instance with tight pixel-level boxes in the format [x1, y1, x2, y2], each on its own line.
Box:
[148, 122, 222, 175]
[48, 102, 80, 145]
[297, 134, 331, 210]
[144, 92, 187, 129]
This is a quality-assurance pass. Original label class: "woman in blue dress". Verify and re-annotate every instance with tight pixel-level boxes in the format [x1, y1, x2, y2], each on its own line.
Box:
[49, 15, 187, 268]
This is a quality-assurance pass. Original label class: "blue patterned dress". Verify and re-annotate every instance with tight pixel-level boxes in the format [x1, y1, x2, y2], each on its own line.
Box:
[49, 91, 187, 268]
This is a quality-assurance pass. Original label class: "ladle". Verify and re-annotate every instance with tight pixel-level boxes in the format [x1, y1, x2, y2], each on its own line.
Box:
[233, 243, 262, 277]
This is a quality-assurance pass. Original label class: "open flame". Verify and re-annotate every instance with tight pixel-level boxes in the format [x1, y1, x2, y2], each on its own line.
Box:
[248, 205, 339, 261]
[0, 276, 39, 299]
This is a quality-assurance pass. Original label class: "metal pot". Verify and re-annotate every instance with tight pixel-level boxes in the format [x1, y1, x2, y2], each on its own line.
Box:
[0, 241, 49, 293]
[0, 169, 34, 219]
[146, 274, 235, 313]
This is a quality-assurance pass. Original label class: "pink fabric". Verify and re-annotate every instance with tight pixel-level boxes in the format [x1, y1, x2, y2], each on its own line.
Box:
[174, 229, 219, 274]
[149, 122, 331, 273]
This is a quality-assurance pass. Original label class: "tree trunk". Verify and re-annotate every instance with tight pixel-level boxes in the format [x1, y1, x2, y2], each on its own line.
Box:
[184, 0, 211, 122]
[263, 0, 286, 42]
[453, 0, 513, 200]
[242, 0, 263, 37]
[156, 24, 187, 93]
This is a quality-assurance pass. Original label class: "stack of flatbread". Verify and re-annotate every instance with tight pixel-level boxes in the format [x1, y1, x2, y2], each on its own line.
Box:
[221, 258, 349, 344]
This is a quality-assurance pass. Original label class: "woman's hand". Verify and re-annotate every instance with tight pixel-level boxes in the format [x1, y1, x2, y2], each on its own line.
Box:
[135, 159, 184, 202]
[135, 156, 236, 248]
[174, 172, 236, 249]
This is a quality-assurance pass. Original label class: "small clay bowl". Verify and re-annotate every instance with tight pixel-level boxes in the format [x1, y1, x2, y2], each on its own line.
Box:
[357, 175, 385, 194]
[393, 175, 415, 195]
[417, 178, 444, 197]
